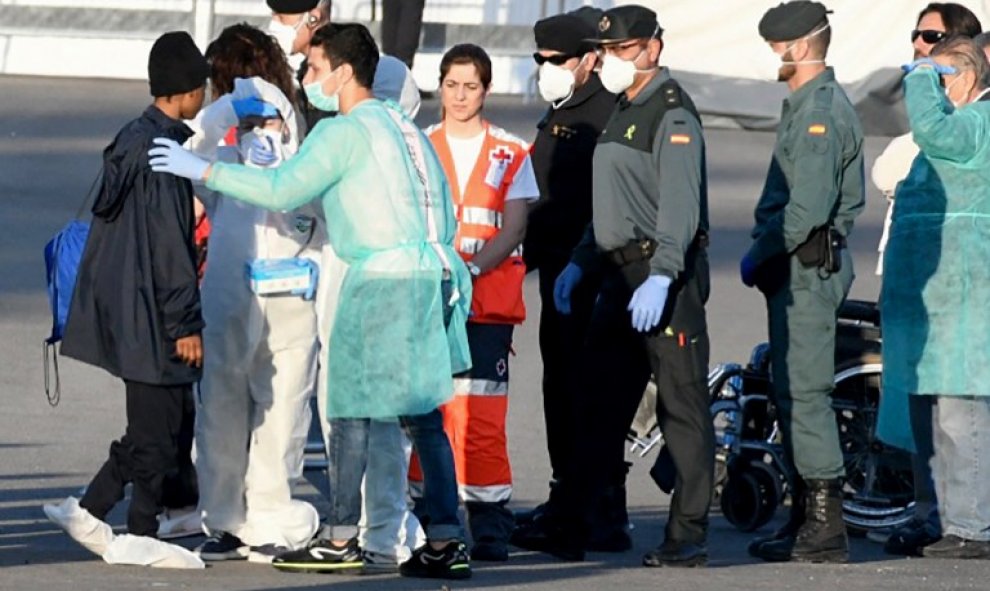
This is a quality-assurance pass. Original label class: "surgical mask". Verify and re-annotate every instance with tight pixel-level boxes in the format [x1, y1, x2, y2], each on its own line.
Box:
[304, 69, 340, 112]
[538, 55, 587, 107]
[600, 51, 652, 94]
[267, 17, 305, 57]
[599, 23, 661, 95]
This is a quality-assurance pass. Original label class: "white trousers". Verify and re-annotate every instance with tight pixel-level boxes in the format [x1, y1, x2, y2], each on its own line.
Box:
[195, 339, 319, 549]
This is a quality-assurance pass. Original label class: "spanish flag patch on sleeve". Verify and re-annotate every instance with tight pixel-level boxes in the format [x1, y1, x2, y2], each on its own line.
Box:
[670, 133, 691, 144]
[808, 124, 827, 135]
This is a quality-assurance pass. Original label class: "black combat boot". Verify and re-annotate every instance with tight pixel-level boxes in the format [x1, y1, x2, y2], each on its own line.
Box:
[587, 462, 632, 552]
[748, 476, 805, 561]
[791, 479, 848, 563]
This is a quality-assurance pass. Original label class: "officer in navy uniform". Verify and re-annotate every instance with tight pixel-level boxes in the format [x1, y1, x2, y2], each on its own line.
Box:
[515, 5, 714, 567]
[512, 8, 625, 551]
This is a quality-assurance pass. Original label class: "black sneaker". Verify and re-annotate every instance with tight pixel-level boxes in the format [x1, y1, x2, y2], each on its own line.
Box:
[196, 531, 249, 561]
[248, 543, 289, 564]
[399, 541, 472, 580]
[272, 537, 364, 573]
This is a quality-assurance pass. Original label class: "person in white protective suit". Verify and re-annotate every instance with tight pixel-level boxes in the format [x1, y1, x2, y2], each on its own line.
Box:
[186, 24, 321, 564]
[148, 23, 475, 580]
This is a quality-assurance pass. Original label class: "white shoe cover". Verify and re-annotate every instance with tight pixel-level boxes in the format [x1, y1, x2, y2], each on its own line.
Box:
[43, 497, 114, 557]
[103, 534, 205, 569]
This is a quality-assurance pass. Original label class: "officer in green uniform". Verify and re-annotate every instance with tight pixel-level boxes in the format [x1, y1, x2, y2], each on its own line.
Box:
[740, 1, 865, 564]
[518, 4, 713, 567]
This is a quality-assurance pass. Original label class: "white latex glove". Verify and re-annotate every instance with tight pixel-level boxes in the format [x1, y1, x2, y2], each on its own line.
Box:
[628, 275, 672, 332]
[553, 262, 584, 315]
[149, 138, 210, 180]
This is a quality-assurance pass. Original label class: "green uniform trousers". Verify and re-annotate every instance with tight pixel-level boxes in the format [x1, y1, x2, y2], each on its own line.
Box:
[763, 250, 853, 480]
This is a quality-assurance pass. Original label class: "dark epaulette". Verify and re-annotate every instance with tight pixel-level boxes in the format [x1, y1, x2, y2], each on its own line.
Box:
[812, 83, 834, 112]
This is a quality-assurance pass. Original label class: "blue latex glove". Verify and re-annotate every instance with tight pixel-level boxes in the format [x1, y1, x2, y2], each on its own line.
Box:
[740, 254, 758, 288]
[232, 97, 280, 119]
[902, 57, 957, 75]
[246, 134, 279, 167]
[148, 138, 210, 180]
[553, 262, 584, 315]
[628, 275, 672, 333]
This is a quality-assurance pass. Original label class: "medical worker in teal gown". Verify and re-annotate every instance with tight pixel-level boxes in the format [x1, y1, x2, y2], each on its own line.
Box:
[880, 39, 990, 556]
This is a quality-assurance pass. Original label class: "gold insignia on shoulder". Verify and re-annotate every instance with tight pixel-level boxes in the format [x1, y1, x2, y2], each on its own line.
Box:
[808, 124, 827, 135]
[670, 134, 691, 144]
[599, 16, 611, 32]
[624, 124, 637, 140]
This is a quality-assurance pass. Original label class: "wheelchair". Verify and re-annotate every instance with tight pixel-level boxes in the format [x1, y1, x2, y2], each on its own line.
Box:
[628, 299, 915, 534]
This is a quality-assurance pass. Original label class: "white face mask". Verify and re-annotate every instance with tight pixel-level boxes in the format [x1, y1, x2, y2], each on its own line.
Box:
[268, 17, 305, 57]
[780, 24, 830, 66]
[538, 54, 588, 107]
[600, 51, 651, 94]
[599, 23, 661, 95]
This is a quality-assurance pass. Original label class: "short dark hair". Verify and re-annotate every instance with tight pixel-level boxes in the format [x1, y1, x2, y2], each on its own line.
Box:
[309, 23, 379, 88]
[439, 44, 493, 90]
[805, 18, 832, 59]
[206, 23, 296, 101]
[918, 3, 983, 38]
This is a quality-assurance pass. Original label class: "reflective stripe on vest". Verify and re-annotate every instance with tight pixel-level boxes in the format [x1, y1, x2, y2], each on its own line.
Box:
[428, 123, 530, 324]
[453, 377, 508, 396]
[459, 483, 512, 503]
[462, 206, 503, 228]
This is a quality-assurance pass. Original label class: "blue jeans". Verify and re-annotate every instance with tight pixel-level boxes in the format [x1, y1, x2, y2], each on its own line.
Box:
[931, 395, 990, 541]
[327, 410, 462, 542]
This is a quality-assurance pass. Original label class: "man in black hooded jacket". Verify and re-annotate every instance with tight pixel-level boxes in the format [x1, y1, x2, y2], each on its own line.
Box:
[47, 32, 208, 552]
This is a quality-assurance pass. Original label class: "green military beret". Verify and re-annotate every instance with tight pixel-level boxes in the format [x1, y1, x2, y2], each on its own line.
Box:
[759, 1, 832, 42]
[589, 5, 662, 44]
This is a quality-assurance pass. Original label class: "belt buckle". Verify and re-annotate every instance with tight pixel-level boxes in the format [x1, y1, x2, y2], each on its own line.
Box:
[639, 240, 653, 258]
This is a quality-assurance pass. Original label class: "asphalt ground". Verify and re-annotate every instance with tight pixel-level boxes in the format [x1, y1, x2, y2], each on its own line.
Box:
[1, 75, 987, 590]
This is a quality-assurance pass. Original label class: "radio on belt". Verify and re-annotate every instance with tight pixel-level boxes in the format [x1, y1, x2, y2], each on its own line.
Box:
[246, 258, 318, 300]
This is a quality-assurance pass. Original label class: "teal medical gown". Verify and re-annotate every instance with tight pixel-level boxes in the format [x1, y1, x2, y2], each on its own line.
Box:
[206, 98, 473, 419]
[878, 68, 990, 451]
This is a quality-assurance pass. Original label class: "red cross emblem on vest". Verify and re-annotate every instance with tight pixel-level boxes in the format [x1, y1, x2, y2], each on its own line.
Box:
[489, 146, 514, 166]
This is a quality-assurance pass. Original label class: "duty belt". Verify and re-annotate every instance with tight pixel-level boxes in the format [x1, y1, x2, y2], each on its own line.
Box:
[604, 231, 709, 267]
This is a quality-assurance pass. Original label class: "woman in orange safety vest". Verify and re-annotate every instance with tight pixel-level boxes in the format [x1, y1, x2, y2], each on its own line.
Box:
[409, 43, 539, 562]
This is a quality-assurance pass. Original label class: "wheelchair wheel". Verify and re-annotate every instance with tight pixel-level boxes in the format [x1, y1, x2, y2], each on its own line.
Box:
[720, 458, 781, 532]
[831, 355, 915, 533]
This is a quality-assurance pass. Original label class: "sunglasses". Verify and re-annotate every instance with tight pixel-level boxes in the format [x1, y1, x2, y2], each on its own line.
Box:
[533, 52, 577, 66]
[911, 29, 947, 44]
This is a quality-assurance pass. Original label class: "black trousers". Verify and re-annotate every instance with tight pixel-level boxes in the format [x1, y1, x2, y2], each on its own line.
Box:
[80, 381, 195, 536]
[536, 253, 600, 487]
[381, 0, 426, 69]
[563, 254, 714, 544]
